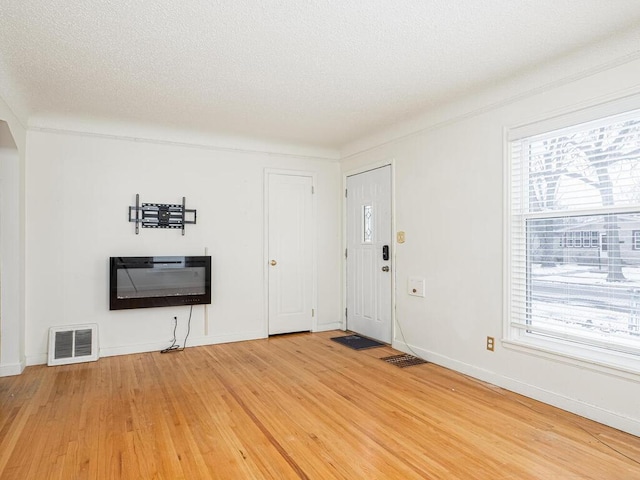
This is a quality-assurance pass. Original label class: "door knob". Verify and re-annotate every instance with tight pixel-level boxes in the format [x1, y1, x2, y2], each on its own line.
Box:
[381, 266, 390, 272]
[270, 260, 277, 266]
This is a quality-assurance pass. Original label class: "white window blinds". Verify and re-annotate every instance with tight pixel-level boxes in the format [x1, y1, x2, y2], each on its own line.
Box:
[509, 109, 640, 356]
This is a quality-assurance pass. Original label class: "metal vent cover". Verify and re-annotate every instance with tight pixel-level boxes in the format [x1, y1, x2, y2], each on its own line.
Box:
[48, 324, 99, 366]
[381, 354, 428, 368]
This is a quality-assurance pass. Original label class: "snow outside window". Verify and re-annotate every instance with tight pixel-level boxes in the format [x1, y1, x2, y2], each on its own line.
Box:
[507, 107, 640, 368]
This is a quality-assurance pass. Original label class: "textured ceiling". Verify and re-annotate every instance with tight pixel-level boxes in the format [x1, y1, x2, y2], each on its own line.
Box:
[1, 1, 640, 150]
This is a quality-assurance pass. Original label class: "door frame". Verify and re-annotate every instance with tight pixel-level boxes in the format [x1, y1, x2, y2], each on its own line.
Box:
[342, 160, 396, 344]
[263, 168, 317, 336]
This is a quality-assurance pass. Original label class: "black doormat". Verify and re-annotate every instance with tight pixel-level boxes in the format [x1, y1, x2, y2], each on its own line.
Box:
[382, 354, 428, 368]
[330, 334, 385, 350]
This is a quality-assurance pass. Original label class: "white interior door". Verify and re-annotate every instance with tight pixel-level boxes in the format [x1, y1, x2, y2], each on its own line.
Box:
[267, 172, 314, 335]
[346, 165, 392, 343]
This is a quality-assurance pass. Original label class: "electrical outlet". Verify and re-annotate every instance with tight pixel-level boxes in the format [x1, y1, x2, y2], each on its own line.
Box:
[486, 336, 495, 351]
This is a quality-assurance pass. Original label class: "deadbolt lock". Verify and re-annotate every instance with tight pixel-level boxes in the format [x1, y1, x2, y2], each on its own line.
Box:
[270, 260, 277, 266]
[381, 266, 390, 272]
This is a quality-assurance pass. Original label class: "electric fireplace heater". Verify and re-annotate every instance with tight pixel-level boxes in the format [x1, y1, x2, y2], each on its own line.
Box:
[110, 256, 211, 310]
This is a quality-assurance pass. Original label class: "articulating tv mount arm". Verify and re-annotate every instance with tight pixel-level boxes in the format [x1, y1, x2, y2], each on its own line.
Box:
[128, 194, 197, 235]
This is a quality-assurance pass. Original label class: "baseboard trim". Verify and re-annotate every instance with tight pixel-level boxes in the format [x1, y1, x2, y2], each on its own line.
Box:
[314, 322, 343, 332]
[26, 354, 47, 366]
[392, 339, 640, 437]
[25, 331, 270, 365]
[99, 331, 267, 359]
[0, 360, 26, 377]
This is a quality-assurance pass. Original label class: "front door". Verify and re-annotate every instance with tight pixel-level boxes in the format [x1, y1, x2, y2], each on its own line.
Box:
[266, 172, 314, 335]
[346, 165, 392, 343]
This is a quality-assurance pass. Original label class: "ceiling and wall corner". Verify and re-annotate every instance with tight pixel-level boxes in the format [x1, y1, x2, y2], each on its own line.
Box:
[340, 26, 640, 159]
[0, 96, 26, 154]
[1, 1, 640, 152]
[0, 122, 17, 150]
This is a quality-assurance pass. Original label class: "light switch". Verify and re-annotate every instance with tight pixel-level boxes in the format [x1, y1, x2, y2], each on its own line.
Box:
[397, 231, 405, 243]
[408, 277, 425, 297]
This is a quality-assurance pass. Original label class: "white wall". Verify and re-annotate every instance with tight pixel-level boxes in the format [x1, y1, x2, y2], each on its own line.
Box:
[0, 95, 26, 376]
[24, 129, 341, 363]
[0, 136, 22, 374]
[340, 56, 640, 435]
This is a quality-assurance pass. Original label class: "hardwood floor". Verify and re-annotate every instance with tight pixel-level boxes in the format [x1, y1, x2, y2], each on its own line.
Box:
[1, 331, 639, 479]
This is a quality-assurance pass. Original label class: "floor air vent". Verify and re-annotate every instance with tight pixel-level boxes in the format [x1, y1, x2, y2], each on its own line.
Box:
[381, 353, 428, 368]
[48, 324, 99, 366]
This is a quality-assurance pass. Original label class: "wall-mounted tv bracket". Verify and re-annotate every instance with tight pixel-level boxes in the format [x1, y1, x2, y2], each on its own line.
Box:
[128, 194, 197, 235]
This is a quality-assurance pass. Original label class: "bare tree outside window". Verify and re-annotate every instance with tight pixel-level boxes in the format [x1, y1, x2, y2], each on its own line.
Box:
[528, 118, 640, 281]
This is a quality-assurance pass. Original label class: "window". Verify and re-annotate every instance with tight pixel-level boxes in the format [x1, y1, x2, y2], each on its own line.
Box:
[563, 230, 599, 248]
[362, 205, 373, 243]
[581, 231, 590, 248]
[508, 107, 640, 366]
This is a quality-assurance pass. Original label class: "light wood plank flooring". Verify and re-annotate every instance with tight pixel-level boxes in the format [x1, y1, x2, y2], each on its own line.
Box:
[1, 331, 639, 479]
